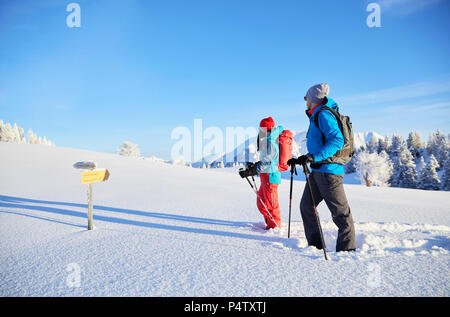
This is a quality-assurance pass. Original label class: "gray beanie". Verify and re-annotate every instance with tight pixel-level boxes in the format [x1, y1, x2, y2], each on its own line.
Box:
[305, 83, 330, 104]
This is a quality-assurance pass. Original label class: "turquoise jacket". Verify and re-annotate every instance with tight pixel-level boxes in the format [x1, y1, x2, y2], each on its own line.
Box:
[306, 98, 345, 175]
[256, 125, 283, 184]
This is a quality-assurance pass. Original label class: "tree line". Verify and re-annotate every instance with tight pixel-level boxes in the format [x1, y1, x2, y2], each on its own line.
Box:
[346, 130, 449, 191]
[0, 120, 54, 146]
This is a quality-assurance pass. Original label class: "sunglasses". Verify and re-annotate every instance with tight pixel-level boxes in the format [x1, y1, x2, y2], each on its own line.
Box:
[304, 96, 307, 101]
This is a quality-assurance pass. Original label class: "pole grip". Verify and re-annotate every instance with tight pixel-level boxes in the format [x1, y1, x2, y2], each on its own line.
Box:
[290, 163, 297, 176]
[302, 163, 310, 175]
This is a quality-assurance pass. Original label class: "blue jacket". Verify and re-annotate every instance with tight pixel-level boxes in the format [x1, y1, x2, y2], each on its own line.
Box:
[256, 125, 283, 184]
[306, 98, 345, 175]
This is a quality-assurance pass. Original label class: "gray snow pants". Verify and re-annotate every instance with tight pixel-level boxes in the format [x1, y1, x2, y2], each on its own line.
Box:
[300, 171, 356, 252]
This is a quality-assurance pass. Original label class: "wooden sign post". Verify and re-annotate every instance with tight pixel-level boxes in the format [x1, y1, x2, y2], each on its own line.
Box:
[81, 169, 109, 230]
[73, 162, 110, 230]
[88, 183, 94, 230]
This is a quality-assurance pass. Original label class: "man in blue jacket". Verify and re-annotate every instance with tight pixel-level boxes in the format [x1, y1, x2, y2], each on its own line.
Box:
[288, 83, 356, 252]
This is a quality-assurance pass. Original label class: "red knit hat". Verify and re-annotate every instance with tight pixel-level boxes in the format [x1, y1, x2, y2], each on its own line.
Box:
[259, 117, 275, 132]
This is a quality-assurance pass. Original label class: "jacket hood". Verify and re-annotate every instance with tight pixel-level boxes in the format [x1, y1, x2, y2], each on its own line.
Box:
[307, 97, 339, 118]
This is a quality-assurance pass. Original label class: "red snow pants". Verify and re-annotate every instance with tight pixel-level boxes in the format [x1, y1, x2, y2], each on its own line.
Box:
[256, 173, 281, 229]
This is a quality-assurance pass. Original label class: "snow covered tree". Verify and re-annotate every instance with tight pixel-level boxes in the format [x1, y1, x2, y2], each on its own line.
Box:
[27, 130, 54, 146]
[12, 124, 24, 143]
[417, 155, 440, 190]
[368, 137, 380, 154]
[354, 149, 393, 187]
[417, 156, 426, 173]
[117, 141, 141, 158]
[427, 129, 448, 169]
[391, 143, 417, 188]
[41, 136, 54, 146]
[1, 121, 54, 146]
[0, 122, 26, 143]
[407, 131, 423, 149]
[376, 136, 390, 154]
[0, 121, 15, 142]
[27, 129, 38, 144]
[19, 126, 26, 143]
[407, 131, 423, 158]
[388, 134, 404, 160]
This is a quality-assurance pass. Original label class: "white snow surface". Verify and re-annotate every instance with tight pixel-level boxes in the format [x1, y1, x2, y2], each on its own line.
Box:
[0, 142, 449, 297]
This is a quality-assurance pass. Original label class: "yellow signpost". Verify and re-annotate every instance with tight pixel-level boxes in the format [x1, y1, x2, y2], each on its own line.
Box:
[81, 169, 110, 184]
[74, 162, 110, 230]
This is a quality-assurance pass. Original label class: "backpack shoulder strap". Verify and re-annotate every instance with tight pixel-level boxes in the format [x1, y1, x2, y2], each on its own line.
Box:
[312, 106, 341, 145]
[313, 106, 341, 129]
[313, 106, 339, 123]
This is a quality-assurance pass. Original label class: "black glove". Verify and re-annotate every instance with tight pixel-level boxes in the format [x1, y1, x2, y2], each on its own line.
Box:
[239, 162, 259, 178]
[287, 154, 314, 166]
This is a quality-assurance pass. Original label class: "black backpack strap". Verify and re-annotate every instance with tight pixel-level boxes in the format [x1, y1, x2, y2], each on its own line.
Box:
[312, 106, 340, 145]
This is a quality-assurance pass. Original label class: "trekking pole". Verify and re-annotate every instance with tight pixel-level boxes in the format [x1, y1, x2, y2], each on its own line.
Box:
[250, 175, 276, 222]
[301, 163, 328, 261]
[288, 163, 297, 238]
[248, 176, 275, 222]
[251, 175, 258, 191]
[240, 170, 275, 222]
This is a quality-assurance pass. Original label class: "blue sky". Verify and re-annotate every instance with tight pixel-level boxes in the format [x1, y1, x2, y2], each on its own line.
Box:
[1, 0, 449, 159]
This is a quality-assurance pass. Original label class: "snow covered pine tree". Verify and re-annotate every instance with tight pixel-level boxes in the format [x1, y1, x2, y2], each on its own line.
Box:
[417, 155, 440, 190]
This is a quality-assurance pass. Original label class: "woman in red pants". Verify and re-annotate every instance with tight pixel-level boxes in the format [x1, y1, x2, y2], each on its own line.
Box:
[240, 117, 284, 229]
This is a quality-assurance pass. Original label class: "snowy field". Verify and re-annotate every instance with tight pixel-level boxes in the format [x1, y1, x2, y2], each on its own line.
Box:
[0, 142, 449, 296]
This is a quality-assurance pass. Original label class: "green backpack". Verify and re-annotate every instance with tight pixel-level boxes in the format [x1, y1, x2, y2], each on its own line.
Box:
[312, 106, 355, 166]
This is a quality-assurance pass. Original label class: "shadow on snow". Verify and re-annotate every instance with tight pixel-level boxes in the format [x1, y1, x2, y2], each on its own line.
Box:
[0, 195, 319, 257]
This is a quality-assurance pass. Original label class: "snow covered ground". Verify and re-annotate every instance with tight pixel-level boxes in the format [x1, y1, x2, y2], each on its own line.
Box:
[0, 142, 449, 296]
